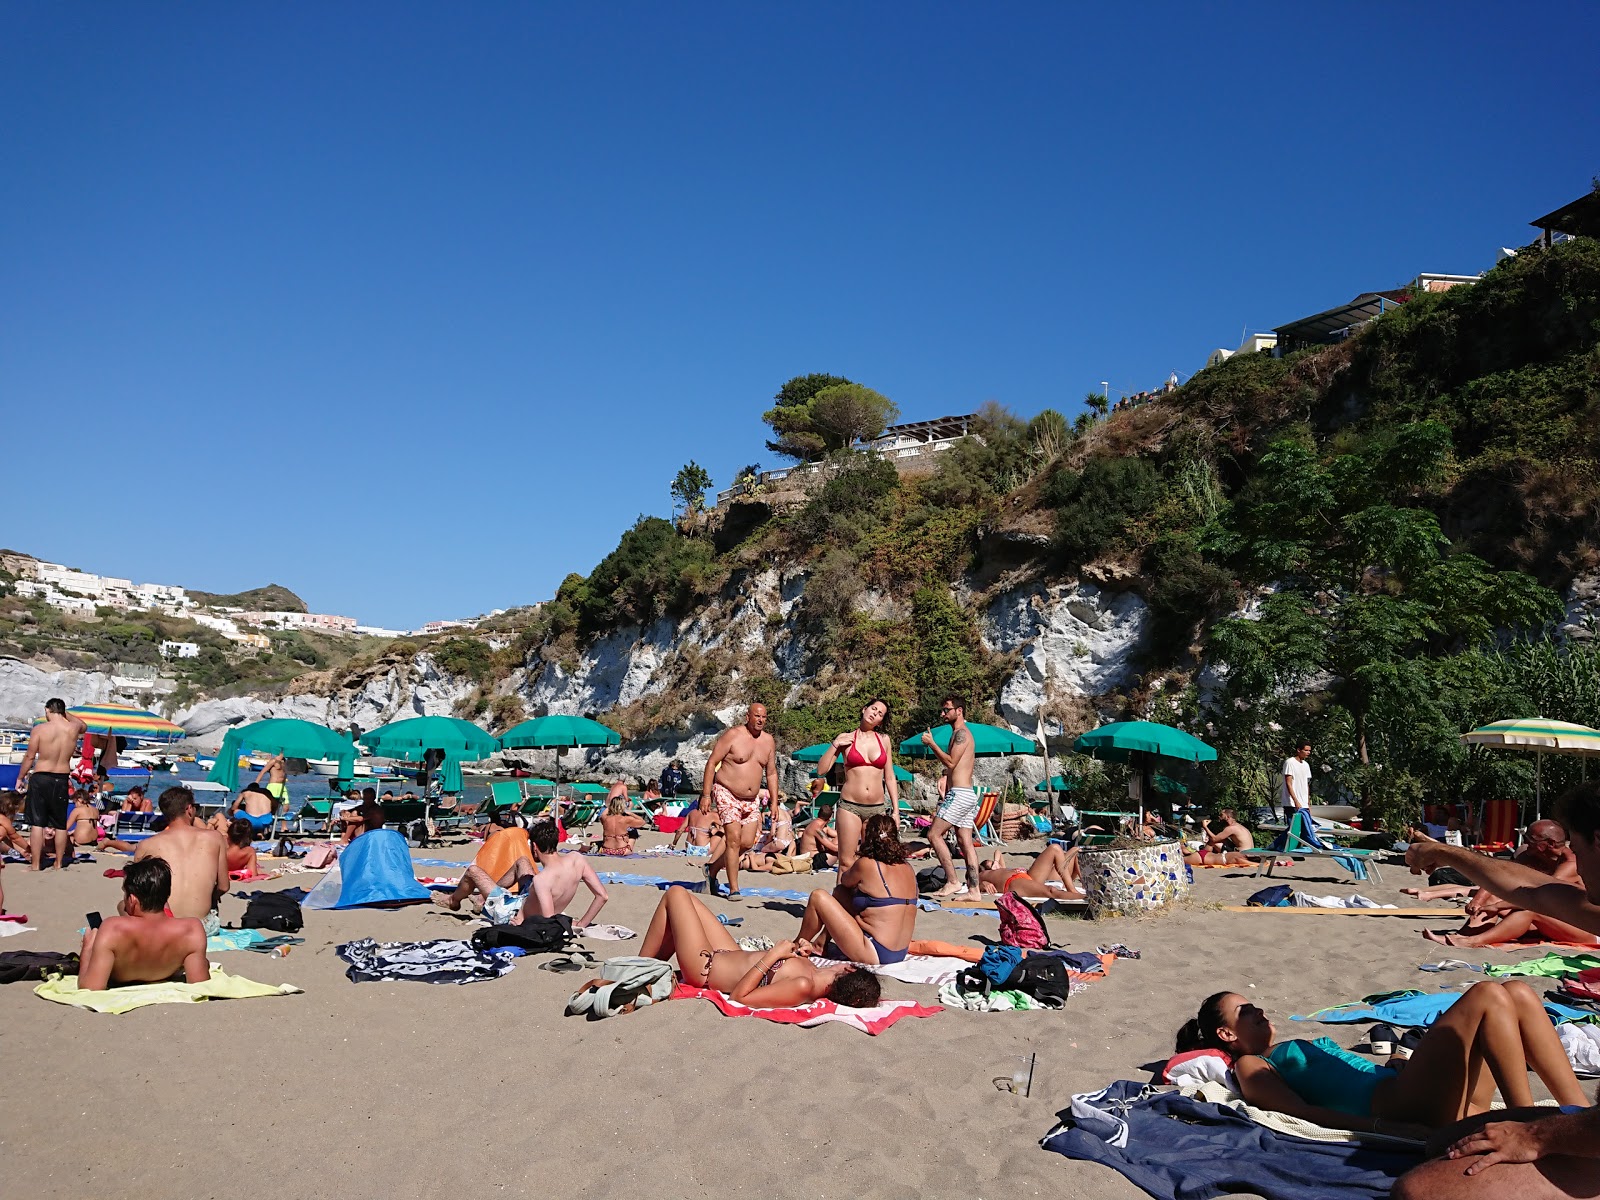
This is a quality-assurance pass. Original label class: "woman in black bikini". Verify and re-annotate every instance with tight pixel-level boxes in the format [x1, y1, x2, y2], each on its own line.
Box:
[639, 885, 881, 1009]
[813, 699, 899, 873]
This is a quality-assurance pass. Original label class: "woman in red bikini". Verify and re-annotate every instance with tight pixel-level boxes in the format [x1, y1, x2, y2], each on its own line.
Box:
[813, 699, 899, 873]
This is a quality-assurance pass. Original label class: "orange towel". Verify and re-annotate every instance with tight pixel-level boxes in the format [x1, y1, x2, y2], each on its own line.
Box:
[474, 826, 533, 882]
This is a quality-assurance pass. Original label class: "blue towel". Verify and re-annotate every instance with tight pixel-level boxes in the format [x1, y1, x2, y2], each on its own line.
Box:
[1042, 1080, 1418, 1200]
[1294, 988, 1598, 1027]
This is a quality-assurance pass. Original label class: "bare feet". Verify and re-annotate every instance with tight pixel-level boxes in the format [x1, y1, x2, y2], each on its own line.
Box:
[1421, 929, 1460, 946]
[433, 892, 461, 911]
[933, 883, 969, 898]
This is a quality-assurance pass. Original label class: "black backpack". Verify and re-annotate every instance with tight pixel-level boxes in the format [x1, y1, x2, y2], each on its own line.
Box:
[471, 914, 574, 955]
[240, 892, 304, 933]
[1003, 957, 1070, 1009]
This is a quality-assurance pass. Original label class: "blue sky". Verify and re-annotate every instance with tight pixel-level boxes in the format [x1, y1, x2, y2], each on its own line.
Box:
[4, 3, 1597, 628]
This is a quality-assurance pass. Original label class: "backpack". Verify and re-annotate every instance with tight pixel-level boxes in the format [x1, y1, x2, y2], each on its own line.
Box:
[471, 914, 574, 956]
[996, 891, 1051, 949]
[240, 891, 304, 933]
[1003, 956, 1070, 1008]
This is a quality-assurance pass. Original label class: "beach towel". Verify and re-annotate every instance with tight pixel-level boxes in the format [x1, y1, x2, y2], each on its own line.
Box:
[337, 937, 514, 985]
[564, 956, 675, 1018]
[206, 928, 304, 954]
[1561, 1023, 1600, 1076]
[1040, 1080, 1420, 1200]
[303, 830, 432, 909]
[812, 954, 969, 987]
[1484, 952, 1600, 979]
[578, 924, 637, 941]
[0, 921, 36, 938]
[671, 981, 940, 1035]
[938, 981, 1044, 1010]
[34, 968, 302, 1014]
[1296, 987, 1597, 1028]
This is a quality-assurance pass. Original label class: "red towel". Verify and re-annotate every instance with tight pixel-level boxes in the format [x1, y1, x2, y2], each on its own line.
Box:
[670, 982, 941, 1035]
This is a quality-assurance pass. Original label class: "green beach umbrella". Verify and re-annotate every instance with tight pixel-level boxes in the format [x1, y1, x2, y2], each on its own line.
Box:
[792, 742, 831, 763]
[360, 716, 500, 794]
[498, 714, 622, 799]
[1072, 721, 1216, 764]
[1034, 775, 1077, 792]
[898, 722, 1038, 758]
[1461, 718, 1600, 823]
[208, 718, 354, 791]
[566, 782, 611, 794]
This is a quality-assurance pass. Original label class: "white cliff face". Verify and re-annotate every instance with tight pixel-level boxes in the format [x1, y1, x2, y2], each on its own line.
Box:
[981, 582, 1149, 732]
[0, 657, 117, 724]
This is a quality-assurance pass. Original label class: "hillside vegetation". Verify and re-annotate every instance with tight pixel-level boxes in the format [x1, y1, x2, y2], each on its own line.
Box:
[338, 238, 1600, 827]
[186, 583, 308, 612]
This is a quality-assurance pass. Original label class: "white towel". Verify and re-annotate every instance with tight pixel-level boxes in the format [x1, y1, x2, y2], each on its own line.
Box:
[813, 954, 968, 986]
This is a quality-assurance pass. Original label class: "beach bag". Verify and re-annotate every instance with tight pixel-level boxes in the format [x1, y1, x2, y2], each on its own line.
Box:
[976, 944, 1025, 986]
[482, 888, 528, 926]
[996, 891, 1050, 949]
[768, 853, 812, 876]
[304, 844, 339, 869]
[240, 891, 303, 933]
[564, 955, 675, 1018]
[1246, 884, 1294, 908]
[1003, 957, 1069, 1008]
[472, 914, 574, 956]
[954, 965, 991, 1000]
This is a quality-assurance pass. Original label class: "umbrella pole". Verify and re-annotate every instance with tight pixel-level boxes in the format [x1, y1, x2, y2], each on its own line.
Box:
[1039, 726, 1062, 834]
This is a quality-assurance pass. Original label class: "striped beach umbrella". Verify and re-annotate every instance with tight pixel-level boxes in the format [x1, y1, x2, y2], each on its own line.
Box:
[34, 703, 185, 744]
[1461, 718, 1600, 824]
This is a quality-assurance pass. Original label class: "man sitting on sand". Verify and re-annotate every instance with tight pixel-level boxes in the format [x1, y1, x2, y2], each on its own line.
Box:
[1416, 821, 1594, 948]
[78, 857, 210, 990]
[435, 810, 537, 912]
[231, 782, 278, 834]
[1185, 808, 1254, 867]
[513, 819, 608, 931]
[798, 805, 839, 864]
[133, 787, 229, 936]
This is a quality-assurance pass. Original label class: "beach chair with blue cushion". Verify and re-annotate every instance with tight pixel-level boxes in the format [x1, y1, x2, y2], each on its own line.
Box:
[1243, 810, 1383, 883]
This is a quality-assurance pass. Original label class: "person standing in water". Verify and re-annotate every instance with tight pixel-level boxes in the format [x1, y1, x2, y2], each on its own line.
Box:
[922, 696, 981, 897]
[699, 703, 780, 898]
[814, 699, 898, 874]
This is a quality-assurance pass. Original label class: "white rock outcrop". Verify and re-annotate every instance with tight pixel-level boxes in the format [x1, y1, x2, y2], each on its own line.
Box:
[0, 657, 117, 725]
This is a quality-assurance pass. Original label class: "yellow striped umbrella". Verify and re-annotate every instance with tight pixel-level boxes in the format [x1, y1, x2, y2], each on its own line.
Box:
[34, 703, 186, 744]
[1461, 718, 1600, 822]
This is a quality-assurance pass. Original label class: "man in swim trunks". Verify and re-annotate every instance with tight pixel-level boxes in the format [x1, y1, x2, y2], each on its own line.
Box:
[255, 753, 290, 809]
[700, 703, 781, 898]
[134, 787, 229, 936]
[78, 856, 210, 990]
[232, 782, 279, 834]
[14, 698, 87, 871]
[922, 695, 981, 897]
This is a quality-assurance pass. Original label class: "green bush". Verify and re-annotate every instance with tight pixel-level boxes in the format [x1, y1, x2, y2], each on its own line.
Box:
[1049, 457, 1163, 563]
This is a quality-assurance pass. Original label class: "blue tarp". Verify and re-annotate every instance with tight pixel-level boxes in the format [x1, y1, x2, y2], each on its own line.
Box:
[1041, 1080, 1419, 1200]
[303, 830, 431, 909]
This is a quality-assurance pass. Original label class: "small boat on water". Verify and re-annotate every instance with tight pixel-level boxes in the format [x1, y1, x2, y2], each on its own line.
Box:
[0, 729, 30, 766]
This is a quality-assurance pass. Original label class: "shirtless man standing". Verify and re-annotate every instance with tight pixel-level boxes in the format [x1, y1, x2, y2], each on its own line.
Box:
[134, 787, 229, 935]
[78, 857, 210, 990]
[255, 754, 290, 810]
[700, 703, 781, 898]
[514, 819, 608, 930]
[922, 696, 981, 897]
[14, 698, 87, 871]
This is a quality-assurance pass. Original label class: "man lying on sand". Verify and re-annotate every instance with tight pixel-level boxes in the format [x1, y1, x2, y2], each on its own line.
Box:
[134, 787, 229, 937]
[1413, 822, 1595, 948]
[78, 857, 209, 990]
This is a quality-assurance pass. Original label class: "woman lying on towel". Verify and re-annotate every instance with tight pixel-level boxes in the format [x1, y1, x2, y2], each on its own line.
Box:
[1176, 982, 1589, 1132]
[640, 886, 882, 1009]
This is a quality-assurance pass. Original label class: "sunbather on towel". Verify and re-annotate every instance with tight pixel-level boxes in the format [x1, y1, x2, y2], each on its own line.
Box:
[976, 844, 1084, 897]
[513, 819, 607, 930]
[1184, 809, 1254, 866]
[78, 857, 209, 990]
[640, 885, 881, 1009]
[1413, 820, 1594, 948]
[67, 795, 137, 854]
[436, 812, 537, 911]
[1175, 982, 1589, 1134]
[670, 797, 718, 850]
[225, 818, 260, 877]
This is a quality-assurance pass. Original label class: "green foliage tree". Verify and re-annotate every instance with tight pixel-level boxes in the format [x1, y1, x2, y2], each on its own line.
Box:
[670, 460, 713, 515]
[764, 378, 899, 462]
[1085, 391, 1108, 418]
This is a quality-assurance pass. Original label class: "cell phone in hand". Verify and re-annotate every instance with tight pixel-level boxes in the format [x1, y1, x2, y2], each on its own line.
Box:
[86, 912, 102, 930]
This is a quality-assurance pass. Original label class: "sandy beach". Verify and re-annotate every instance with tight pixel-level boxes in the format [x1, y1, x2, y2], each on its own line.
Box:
[0, 834, 1572, 1200]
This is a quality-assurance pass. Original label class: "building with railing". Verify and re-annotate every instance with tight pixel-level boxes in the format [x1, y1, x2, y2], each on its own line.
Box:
[715, 413, 978, 506]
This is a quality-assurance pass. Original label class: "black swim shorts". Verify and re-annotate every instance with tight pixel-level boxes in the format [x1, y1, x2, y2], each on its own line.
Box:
[24, 772, 71, 831]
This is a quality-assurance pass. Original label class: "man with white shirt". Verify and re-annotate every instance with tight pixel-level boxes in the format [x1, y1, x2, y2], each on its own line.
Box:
[1280, 741, 1312, 818]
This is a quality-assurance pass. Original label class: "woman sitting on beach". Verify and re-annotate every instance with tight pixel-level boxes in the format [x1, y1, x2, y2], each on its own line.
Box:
[640, 885, 882, 1009]
[813, 699, 899, 872]
[598, 795, 647, 856]
[1175, 983, 1589, 1131]
[225, 817, 261, 876]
